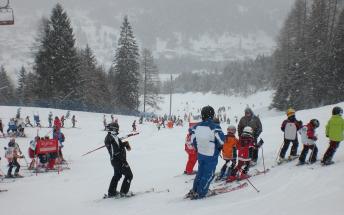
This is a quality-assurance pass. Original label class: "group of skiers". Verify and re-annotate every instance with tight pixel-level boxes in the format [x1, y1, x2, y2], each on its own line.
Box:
[184, 105, 343, 199]
[278, 107, 344, 166]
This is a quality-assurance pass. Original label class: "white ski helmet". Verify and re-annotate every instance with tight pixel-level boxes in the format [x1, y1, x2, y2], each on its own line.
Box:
[242, 126, 253, 136]
[227, 125, 236, 134]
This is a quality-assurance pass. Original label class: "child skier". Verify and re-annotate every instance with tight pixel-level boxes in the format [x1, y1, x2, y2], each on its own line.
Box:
[71, 115, 76, 128]
[28, 136, 39, 169]
[321, 107, 344, 165]
[227, 126, 254, 182]
[5, 138, 23, 178]
[278, 108, 303, 163]
[48, 112, 53, 128]
[0, 119, 4, 137]
[33, 112, 41, 127]
[216, 125, 238, 181]
[54, 116, 62, 131]
[61, 115, 65, 128]
[298, 119, 320, 165]
[132, 120, 136, 132]
[25, 116, 33, 127]
[184, 133, 197, 175]
[7, 118, 17, 135]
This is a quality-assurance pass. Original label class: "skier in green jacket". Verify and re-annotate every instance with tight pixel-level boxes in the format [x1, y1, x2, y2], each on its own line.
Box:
[321, 106, 344, 165]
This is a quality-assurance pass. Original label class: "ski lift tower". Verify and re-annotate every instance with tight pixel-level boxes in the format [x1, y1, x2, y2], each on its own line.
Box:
[0, 0, 14, 25]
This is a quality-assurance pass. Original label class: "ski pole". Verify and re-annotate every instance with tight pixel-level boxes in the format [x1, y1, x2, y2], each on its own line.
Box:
[261, 146, 266, 173]
[276, 141, 284, 162]
[81, 132, 139, 156]
[239, 169, 260, 193]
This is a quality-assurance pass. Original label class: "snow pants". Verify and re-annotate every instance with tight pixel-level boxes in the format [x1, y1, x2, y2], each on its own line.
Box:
[8, 159, 20, 176]
[299, 144, 318, 163]
[322, 141, 340, 163]
[108, 161, 133, 196]
[192, 155, 218, 198]
[280, 138, 299, 158]
[185, 151, 197, 174]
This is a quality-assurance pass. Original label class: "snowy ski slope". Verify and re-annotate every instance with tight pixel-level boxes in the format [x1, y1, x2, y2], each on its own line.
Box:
[0, 91, 343, 215]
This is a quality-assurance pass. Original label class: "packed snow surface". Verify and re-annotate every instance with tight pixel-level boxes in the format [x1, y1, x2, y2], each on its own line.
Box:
[0, 91, 343, 215]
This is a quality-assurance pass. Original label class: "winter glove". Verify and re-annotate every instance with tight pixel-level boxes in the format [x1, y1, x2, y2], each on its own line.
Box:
[256, 139, 264, 148]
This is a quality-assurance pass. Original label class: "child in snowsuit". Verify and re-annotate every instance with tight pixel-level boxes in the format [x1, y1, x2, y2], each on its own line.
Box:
[54, 116, 62, 131]
[5, 138, 23, 178]
[0, 119, 4, 137]
[48, 112, 53, 128]
[33, 113, 41, 127]
[7, 118, 17, 134]
[321, 107, 344, 165]
[278, 108, 303, 163]
[28, 136, 39, 169]
[61, 115, 65, 128]
[71, 115, 76, 128]
[132, 120, 136, 132]
[298, 119, 320, 165]
[227, 126, 254, 182]
[216, 125, 238, 181]
[184, 133, 197, 175]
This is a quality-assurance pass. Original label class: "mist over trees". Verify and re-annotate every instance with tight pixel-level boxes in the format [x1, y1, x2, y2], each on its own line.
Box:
[271, 0, 344, 110]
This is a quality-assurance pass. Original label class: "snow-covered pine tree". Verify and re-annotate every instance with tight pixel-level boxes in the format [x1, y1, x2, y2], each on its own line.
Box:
[140, 48, 161, 112]
[34, 3, 81, 109]
[78, 45, 111, 112]
[113, 16, 140, 114]
[16, 66, 27, 105]
[332, 7, 344, 103]
[0, 65, 15, 105]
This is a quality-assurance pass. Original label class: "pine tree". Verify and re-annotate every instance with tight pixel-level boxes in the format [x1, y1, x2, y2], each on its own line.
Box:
[332, 8, 344, 103]
[17, 66, 27, 105]
[113, 16, 140, 113]
[34, 3, 81, 108]
[0, 65, 15, 105]
[140, 48, 161, 112]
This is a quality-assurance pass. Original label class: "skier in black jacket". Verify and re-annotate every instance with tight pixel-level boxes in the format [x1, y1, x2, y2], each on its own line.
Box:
[105, 124, 133, 197]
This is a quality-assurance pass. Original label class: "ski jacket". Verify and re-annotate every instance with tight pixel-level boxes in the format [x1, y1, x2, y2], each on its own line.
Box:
[326, 115, 344, 142]
[105, 132, 129, 165]
[8, 121, 17, 130]
[237, 134, 254, 161]
[54, 119, 61, 130]
[238, 115, 262, 140]
[300, 123, 317, 145]
[222, 134, 238, 160]
[189, 119, 225, 158]
[281, 116, 302, 140]
[185, 133, 197, 155]
[5, 141, 21, 160]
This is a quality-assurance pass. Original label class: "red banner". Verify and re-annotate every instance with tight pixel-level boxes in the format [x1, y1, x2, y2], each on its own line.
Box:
[36, 139, 58, 155]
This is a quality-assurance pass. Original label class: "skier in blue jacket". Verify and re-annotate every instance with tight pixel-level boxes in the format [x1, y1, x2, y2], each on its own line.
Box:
[186, 106, 225, 199]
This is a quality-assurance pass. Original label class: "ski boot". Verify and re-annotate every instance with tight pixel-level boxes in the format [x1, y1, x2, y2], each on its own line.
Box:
[14, 173, 23, 178]
[288, 155, 299, 161]
[296, 160, 305, 166]
[239, 173, 250, 180]
[277, 157, 286, 165]
[226, 175, 237, 183]
[321, 159, 334, 166]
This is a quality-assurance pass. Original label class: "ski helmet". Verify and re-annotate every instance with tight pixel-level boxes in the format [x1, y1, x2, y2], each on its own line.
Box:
[332, 106, 343, 116]
[107, 123, 119, 133]
[201, 106, 215, 120]
[286, 108, 295, 117]
[242, 126, 253, 136]
[227, 125, 236, 134]
[310, 119, 320, 128]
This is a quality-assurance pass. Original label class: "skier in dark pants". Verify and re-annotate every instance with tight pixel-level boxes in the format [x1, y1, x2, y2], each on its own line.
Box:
[105, 124, 133, 197]
[238, 107, 263, 166]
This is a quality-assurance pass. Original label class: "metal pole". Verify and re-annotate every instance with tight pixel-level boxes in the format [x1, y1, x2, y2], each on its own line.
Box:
[169, 74, 172, 118]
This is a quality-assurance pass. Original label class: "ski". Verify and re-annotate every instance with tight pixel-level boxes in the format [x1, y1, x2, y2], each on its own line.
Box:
[215, 168, 270, 186]
[102, 188, 169, 200]
[0, 189, 8, 192]
[207, 182, 248, 197]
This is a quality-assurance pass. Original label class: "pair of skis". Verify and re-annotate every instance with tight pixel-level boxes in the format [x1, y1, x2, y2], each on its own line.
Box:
[102, 188, 170, 200]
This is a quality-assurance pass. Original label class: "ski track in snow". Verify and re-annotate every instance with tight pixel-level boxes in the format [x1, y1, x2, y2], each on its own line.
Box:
[0, 91, 343, 215]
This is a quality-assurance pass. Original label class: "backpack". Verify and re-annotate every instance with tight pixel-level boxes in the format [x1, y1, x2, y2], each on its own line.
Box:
[284, 122, 297, 140]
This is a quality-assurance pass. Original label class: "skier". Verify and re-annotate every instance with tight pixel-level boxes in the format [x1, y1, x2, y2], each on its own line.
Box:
[277, 108, 303, 163]
[103, 115, 107, 130]
[227, 126, 255, 182]
[5, 138, 23, 178]
[237, 107, 262, 166]
[71, 115, 76, 128]
[16, 118, 26, 137]
[28, 136, 39, 169]
[216, 125, 238, 181]
[61, 115, 65, 128]
[184, 133, 197, 175]
[48, 112, 53, 128]
[111, 114, 115, 123]
[7, 118, 17, 135]
[65, 110, 71, 119]
[53, 128, 65, 163]
[321, 107, 344, 165]
[25, 116, 33, 127]
[16, 107, 21, 119]
[132, 120, 136, 132]
[105, 124, 133, 197]
[186, 106, 225, 199]
[0, 119, 5, 137]
[33, 112, 41, 127]
[54, 116, 62, 131]
[298, 119, 320, 165]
